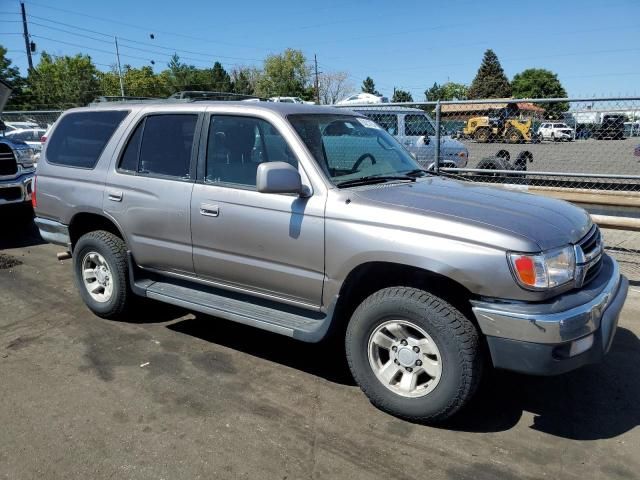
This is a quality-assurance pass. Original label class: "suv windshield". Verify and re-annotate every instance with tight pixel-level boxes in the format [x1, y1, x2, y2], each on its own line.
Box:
[289, 114, 423, 186]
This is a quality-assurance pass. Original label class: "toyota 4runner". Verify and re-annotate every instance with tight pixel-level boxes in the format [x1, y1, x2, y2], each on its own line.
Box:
[34, 102, 628, 422]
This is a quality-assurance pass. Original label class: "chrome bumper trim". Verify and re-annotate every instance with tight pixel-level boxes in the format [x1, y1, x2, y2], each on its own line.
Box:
[472, 259, 623, 344]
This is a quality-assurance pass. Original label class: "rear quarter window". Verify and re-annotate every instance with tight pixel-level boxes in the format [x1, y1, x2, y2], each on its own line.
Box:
[46, 110, 128, 168]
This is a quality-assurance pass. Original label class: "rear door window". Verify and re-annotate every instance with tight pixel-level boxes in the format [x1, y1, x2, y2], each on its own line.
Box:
[46, 111, 128, 168]
[138, 114, 197, 179]
[404, 114, 436, 136]
[362, 113, 398, 135]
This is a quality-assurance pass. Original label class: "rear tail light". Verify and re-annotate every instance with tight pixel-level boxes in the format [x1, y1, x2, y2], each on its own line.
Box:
[31, 175, 37, 208]
[40, 135, 47, 143]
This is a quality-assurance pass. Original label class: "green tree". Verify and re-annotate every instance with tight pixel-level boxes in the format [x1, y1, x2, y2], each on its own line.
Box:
[161, 54, 210, 92]
[27, 52, 100, 108]
[425, 82, 468, 101]
[0, 45, 28, 109]
[392, 89, 413, 102]
[361, 76, 380, 95]
[211, 61, 232, 92]
[231, 68, 254, 96]
[511, 68, 568, 117]
[256, 48, 310, 98]
[468, 49, 511, 99]
[99, 65, 169, 98]
[232, 67, 261, 96]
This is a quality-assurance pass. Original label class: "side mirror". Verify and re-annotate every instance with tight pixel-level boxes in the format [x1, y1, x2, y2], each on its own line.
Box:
[257, 161, 306, 196]
[422, 135, 430, 145]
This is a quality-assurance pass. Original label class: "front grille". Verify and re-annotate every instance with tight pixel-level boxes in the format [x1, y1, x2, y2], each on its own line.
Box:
[576, 225, 603, 287]
[0, 187, 22, 201]
[0, 144, 18, 176]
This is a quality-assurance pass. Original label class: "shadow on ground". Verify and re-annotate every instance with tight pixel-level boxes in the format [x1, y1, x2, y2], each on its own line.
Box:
[168, 314, 640, 440]
[444, 327, 640, 440]
[168, 314, 356, 386]
[0, 206, 45, 250]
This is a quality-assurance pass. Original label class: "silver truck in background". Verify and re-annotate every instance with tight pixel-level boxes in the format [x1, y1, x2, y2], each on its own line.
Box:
[0, 80, 37, 209]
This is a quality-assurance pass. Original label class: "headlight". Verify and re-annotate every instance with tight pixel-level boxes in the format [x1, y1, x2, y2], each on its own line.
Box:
[508, 245, 575, 290]
[14, 148, 36, 167]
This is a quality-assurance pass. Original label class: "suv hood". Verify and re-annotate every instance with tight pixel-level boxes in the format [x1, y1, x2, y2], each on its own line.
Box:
[352, 177, 591, 251]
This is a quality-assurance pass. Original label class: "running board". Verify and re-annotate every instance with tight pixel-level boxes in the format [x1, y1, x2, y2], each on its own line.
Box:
[126, 256, 333, 343]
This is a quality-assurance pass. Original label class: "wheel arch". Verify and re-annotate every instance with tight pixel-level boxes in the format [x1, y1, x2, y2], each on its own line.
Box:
[326, 261, 477, 340]
[68, 211, 127, 251]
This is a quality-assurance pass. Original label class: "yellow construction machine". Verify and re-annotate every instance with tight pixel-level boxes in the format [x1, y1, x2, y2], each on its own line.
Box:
[463, 116, 539, 143]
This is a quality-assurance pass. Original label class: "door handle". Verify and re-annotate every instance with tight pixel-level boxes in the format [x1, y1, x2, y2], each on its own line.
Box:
[108, 190, 123, 202]
[200, 203, 219, 217]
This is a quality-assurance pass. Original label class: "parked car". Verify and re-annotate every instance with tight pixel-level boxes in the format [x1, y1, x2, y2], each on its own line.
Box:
[537, 122, 575, 141]
[2, 120, 39, 132]
[4, 127, 47, 151]
[351, 106, 468, 169]
[34, 101, 627, 423]
[336, 93, 389, 105]
[0, 81, 37, 209]
[593, 114, 626, 140]
[269, 96, 314, 105]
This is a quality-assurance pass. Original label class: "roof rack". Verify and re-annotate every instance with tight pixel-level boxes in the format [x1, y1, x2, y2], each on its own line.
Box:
[169, 90, 264, 102]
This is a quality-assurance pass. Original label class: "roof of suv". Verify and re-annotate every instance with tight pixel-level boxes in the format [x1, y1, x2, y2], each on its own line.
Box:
[74, 101, 352, 117]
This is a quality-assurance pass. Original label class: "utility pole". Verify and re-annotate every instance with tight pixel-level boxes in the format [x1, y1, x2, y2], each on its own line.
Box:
[20, 1, 33, 71]
[114, 36, 125, 98]
[314, 54, 320, 105]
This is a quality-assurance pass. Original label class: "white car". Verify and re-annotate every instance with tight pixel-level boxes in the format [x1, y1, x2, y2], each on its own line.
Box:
[268, 96, 314, 105]
[4, 127, 47, 151]
[336, 93, 389, 106]
[3, 121, 39, 132]
[537, 122, 575, 141]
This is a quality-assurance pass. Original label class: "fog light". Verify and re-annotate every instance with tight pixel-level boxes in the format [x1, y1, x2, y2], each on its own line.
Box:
[569, 334, 594, 357]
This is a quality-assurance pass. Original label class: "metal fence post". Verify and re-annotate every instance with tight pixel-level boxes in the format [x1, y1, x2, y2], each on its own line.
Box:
[434, 100, 441, 174]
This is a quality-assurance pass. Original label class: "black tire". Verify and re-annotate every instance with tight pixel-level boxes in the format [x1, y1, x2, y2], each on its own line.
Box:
[474, 128, 491, 143]
[506, 128, 522, 144]
[73, 230, 132, 319]
[345, 287, 483, 423]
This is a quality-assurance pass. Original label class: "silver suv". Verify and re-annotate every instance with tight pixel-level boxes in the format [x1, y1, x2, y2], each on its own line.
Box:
[34, 102, 627, 422]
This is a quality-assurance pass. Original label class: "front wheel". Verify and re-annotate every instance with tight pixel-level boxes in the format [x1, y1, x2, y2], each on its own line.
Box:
[345, 287, 483, 423]
[73, 230, 133, 319]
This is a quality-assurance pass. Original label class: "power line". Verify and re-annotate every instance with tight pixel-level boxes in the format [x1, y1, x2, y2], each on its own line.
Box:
[24, 0, 275, 52]
[27, 19, 262, 65]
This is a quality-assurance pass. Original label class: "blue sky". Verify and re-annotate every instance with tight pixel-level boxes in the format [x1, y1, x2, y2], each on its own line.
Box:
[2, 0, 639, 99]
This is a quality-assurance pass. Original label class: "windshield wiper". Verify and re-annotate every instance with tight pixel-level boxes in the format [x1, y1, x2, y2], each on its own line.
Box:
[403, 168, 431, 177]
[336, 175, 416, 188]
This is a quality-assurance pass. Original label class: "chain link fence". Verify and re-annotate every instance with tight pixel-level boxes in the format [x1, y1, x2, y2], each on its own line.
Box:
[1, 110, 63, 130]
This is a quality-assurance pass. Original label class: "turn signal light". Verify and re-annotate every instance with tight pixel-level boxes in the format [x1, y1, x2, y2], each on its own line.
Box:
[513, 256, 536, 286]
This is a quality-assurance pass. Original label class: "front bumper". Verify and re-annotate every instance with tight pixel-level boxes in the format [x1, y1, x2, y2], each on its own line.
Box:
[472, 255, 628, 375]
[0, 172, 34, 205]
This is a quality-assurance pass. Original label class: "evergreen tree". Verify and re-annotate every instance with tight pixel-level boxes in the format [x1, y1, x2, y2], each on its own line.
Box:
[361, 76, 380, 95]
[232, 69, 254, 96]
[392, 89, 413, 102]
[211, 61, 232, 92]
[468, 49, 511, 99]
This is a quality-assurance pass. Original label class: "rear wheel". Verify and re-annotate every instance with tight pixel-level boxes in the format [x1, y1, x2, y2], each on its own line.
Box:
[474, 128, 491, 143]
[73, 230, 133, 319]
[506, 128, 522, 144]
[345, 287, 483, 423]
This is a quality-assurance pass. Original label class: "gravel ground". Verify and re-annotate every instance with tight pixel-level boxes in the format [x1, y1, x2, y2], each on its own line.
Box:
[1, 218, 639, 480]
